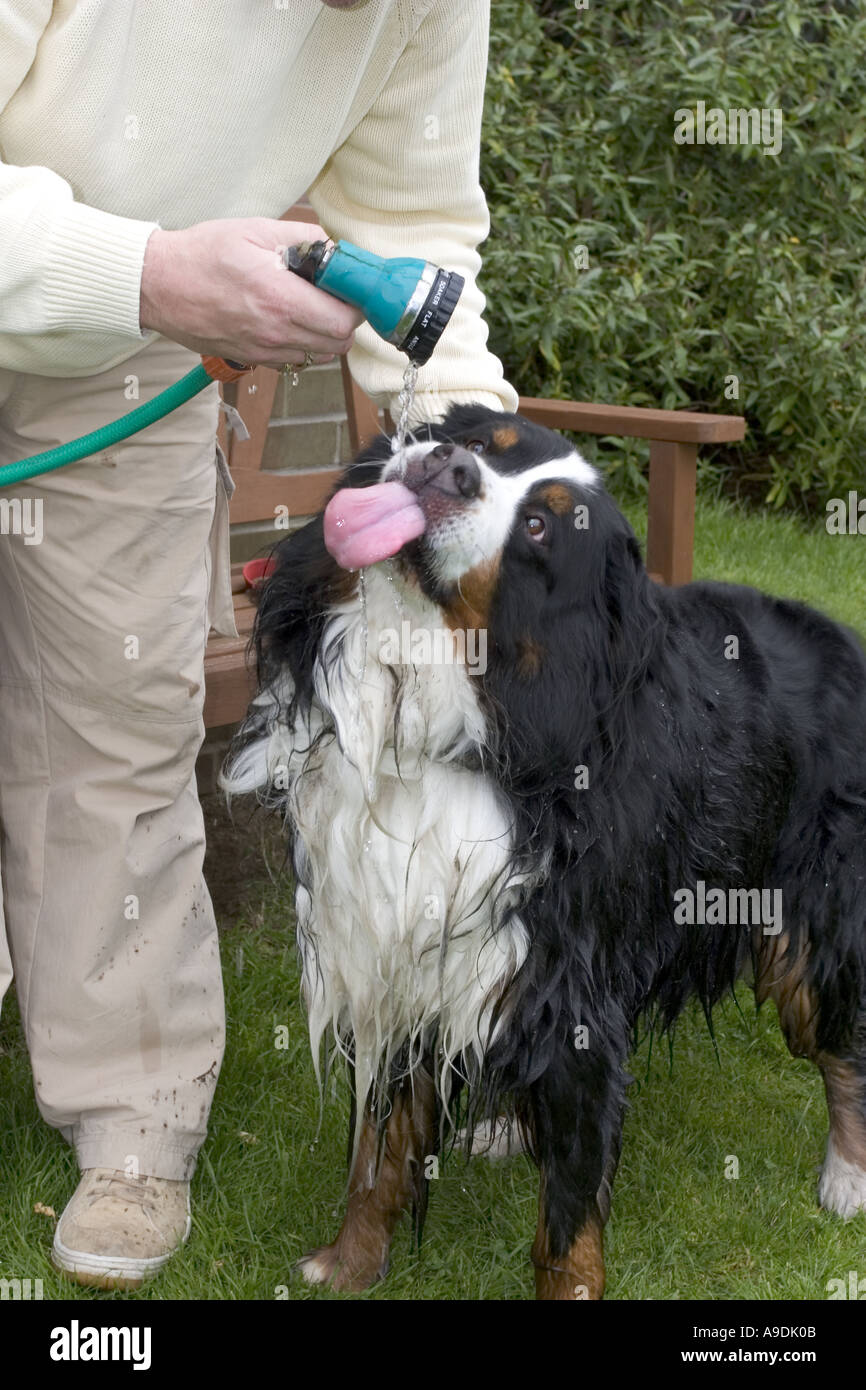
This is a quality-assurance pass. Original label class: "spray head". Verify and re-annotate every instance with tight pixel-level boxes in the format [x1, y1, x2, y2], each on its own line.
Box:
[284, 238, 464, 366]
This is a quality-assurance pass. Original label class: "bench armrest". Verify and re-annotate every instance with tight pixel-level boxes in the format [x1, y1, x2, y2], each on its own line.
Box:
[517, 397, 745, 444]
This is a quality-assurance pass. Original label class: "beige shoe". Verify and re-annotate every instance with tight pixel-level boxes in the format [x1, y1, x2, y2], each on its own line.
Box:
[51, 1168, 191, 1290]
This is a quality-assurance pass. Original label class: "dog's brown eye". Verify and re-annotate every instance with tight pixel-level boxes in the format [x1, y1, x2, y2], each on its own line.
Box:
[525, 514, 547, 541]
[465, 439, 486, 455]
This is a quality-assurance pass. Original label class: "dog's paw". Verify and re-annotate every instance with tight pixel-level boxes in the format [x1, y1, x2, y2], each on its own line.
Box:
[819, 1139, 866, 1220]
[297, 1241, 387, 1292]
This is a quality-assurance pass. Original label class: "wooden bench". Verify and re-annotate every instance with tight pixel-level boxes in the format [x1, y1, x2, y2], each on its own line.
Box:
[203, 210, 746, 727]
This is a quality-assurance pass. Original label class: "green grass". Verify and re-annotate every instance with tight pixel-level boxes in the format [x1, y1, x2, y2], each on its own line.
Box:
[0, 493, 863, 1301]
[617, 480, 866, 636]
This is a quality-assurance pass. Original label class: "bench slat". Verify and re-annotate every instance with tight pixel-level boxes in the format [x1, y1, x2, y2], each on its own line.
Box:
[202, 648, 256, 728]
[228, 465, 342, 524]
[518, 397, 746, 444]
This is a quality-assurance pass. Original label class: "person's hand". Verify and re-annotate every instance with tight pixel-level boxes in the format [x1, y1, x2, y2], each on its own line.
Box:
[139, 218, 363, 367]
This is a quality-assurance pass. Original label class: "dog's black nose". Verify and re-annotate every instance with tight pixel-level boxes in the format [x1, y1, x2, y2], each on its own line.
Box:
[422, 443, 482, 498]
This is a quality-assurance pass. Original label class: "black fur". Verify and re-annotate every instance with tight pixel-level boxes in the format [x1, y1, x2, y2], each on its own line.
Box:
[475, 461, 866, 1255]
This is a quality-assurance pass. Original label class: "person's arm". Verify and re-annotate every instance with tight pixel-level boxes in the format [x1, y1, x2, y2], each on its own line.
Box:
[306, 0, 518, 424]
[0, 9, 359, 375]
[0, 5, 160, 363]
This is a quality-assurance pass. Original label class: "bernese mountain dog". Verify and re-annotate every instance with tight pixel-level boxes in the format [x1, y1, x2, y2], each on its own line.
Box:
[221, 402, 866, 1300]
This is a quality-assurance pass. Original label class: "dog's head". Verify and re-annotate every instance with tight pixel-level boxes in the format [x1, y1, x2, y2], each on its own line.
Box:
[248, 403, 660, 796]
[327, 403, 661, 785]
[351, 405, 652, 651]
[382, 404, 597, 603]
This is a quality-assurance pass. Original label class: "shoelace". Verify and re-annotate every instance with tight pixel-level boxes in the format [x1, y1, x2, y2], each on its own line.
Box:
[88, 1171, 164, 1217]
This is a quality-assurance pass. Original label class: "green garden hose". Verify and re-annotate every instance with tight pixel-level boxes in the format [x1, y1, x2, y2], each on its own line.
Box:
[0, 362, 215, 487]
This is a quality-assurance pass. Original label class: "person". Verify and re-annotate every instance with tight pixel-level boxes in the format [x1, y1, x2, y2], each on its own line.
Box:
[0, 0, 517, 1289]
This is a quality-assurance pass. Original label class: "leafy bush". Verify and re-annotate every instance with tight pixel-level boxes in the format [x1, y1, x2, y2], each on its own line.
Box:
[479, 0, 866, 510]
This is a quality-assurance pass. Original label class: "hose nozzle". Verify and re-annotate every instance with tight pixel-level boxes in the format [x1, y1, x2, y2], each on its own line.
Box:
[284, 239, 463, 366]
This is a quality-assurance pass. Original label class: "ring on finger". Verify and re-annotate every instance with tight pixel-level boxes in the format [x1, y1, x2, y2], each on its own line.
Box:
[280, 350, 316, 375]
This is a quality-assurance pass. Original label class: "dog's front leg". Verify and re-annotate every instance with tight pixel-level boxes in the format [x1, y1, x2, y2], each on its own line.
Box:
[528, 1038, 627, 1301]
[298, 1067, 437, 1293]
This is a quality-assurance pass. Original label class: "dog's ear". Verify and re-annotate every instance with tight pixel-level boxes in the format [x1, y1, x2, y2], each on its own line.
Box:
[253, 508, 358, 715]
[438, 401, 513, 438]
[599, 524, 661, 689]
[482, 494, 661, 797]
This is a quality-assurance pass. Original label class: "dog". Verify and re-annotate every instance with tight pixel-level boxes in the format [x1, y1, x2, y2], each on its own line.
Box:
[221, 402, 866, 1299]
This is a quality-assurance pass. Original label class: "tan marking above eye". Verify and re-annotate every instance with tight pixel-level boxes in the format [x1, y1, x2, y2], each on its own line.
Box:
[492, 426, 520, 449]
[538, 484, 573, 516]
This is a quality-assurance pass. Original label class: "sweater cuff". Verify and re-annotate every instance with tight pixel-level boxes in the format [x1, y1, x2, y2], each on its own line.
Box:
[33, 201, 160, 339]
[403, 386, 519, 426]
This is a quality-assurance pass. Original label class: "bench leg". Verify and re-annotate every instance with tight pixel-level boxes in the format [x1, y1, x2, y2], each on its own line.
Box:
[646, 440, 697, 586]
[341, 357, 383, 453]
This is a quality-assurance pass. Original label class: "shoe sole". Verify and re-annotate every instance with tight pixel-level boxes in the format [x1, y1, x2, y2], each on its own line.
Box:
[51, 1212, 191, 1291]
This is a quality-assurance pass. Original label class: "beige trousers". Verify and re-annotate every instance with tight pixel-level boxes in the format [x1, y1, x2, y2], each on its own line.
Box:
[0, 335, 237, 1180]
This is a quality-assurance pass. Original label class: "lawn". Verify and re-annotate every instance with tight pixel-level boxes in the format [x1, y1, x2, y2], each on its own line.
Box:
[0, 489, 863, 1301]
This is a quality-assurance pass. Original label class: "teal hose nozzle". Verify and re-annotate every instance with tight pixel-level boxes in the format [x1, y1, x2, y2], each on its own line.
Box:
[284, 239, 464, 366]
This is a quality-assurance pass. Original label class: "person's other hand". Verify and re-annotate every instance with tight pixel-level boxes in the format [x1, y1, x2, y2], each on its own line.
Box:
[139, 218, 363, 367]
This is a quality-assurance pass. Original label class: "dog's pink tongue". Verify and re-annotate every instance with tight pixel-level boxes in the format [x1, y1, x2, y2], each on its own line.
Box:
[324, 482, 425, 569]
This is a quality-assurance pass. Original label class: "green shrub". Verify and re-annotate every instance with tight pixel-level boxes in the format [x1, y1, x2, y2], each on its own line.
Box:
[479, 0, 866, 511]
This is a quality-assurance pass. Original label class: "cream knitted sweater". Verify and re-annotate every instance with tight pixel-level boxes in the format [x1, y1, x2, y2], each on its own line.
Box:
[0, 0, 517, 420]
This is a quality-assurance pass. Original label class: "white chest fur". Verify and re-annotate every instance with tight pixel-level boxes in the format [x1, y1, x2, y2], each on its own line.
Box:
[224, 565, 531, 1108]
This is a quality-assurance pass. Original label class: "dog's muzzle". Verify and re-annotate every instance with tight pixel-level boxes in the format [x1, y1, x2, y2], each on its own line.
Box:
[403, 443, 482, 500]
